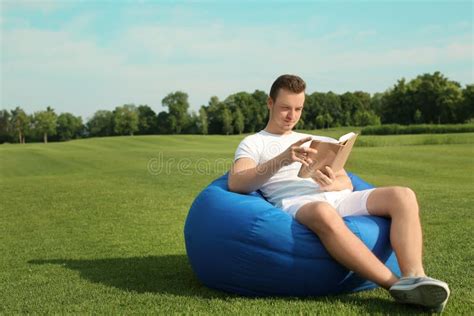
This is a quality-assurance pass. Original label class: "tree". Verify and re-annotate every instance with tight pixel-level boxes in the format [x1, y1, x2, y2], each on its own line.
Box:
[413, 109, 423, 124]
[156, 111, 173, 134]
[197, 106, 208, 135]
[0, 110, 14, 143]
[251, 90, 269, 131]
[380, 78, 412, 124]
[114, 104, 139, 136]
[162, 91, 190, 134]
[340, 91, 373, 126]
[233, 107, 244, 134]
[342, 111, 352, 127]
[315, 114, 325, 129]
[87, 110, 114, 137]
[57, 113, 83, 141]
[437, 81, 463, 123]
[370, 92, 384, 118]
[340, 92, 357, 126]
[323, 113, 333, 129]
[381, 72, 464, 124]
[33, 107, 57, 144]
[168, 115, 177, 134]
[412, 72, 462, 124]
[10, 107, 30, 143]
[137, 105, 157, 135]
[221, 107, 233, 135]
[459, 84, 474, 122]
[206, 96, 223, 134]
[323, 92, 343, 126]
[353, 110, 381, 126]
[353, 91, 371, 111]
[224, 91, 267, 133]
[305, 93, 325, 129]
[183, 111, 200, 134]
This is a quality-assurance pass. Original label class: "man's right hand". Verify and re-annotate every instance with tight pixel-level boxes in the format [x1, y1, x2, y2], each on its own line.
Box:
[278, 136, 318, 167]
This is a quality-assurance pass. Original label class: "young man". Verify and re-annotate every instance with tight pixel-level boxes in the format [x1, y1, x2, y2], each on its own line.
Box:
[228, 74, 450, 312]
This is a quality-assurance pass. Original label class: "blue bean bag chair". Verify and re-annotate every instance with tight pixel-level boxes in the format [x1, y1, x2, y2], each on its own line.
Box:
[184, 172, 400, 296]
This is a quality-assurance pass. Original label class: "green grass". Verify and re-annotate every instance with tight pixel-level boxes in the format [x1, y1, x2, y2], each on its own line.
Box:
[1, 132, 473, 314]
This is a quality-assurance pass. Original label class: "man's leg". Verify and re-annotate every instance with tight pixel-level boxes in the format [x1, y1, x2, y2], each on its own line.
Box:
[365, 186, 450, 311]
[295, 201, 398, 289]
[365, 186, 425, 277]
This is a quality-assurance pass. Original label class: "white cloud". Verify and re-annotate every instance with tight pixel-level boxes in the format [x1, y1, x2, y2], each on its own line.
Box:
[418, 24, 443, 35]
[418, 20, 473, 36]
[355, 29, 377, 40]
[1, 16, 473, 119]
[454, 20, 472, 31]
[1, 0, 68, 14]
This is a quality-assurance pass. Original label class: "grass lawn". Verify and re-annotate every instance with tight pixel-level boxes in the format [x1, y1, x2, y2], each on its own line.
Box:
[1, 131, 473, 314]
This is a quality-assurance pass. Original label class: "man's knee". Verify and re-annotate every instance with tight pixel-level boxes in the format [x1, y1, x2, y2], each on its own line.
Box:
[385, 186, 419, 215]
[388, 186, 417, 203]
[296, 202, 343, 236]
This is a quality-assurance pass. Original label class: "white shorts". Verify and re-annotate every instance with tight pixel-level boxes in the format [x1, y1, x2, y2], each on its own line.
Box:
[279, 188, 376, 218]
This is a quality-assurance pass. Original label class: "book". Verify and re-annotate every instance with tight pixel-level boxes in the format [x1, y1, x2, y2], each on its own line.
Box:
[297, 132, 358, 178]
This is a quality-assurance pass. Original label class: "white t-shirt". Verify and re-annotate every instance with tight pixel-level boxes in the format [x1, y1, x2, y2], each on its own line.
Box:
[233, 130, 339, 208]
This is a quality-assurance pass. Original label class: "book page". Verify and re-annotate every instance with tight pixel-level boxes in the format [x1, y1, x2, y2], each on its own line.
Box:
[311, 135, 339, 144]
[338, 132, 356, 144]
[298, 132, 358, 178]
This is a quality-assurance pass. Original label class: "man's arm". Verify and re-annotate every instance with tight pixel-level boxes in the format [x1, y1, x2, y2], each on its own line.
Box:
[312, 166, 353, 192]
[228, 156, 285, 194]
[228, 136, 316, 194]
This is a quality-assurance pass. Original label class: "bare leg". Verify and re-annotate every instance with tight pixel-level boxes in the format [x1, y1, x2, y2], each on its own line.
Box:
[296, 201, 398, 289]
[366, 186, 425, 277]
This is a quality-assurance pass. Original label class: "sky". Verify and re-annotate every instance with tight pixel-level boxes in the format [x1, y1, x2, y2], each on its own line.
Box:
[1, 0, 473, 121]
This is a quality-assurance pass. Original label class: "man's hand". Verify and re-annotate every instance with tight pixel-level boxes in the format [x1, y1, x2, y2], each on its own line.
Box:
[228, 136, 317, 194]
[278, 136, 317, 167]
[311, 166, 353, 192]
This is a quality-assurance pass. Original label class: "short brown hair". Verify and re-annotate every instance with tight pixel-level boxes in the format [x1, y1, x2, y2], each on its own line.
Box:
[269, 74, 306, 102]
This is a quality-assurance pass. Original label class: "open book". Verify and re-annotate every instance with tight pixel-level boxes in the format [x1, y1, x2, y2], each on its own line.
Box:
[297, 132, 358, 178]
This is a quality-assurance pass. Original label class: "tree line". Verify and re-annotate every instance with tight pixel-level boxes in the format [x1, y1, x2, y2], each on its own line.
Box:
[1, 71, 472, 144]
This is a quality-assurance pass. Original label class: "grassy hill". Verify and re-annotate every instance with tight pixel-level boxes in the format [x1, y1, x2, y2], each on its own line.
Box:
[0, 132, 473, 314]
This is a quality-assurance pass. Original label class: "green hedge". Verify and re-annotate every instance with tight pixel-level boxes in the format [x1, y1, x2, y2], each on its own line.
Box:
[361, 124, 474, 135]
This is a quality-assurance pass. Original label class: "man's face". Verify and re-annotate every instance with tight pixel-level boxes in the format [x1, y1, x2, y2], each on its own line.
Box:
[268, 88, 305, 132]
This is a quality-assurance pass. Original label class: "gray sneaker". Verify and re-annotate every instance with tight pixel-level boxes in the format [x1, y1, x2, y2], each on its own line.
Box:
[389, 276, 450, 312]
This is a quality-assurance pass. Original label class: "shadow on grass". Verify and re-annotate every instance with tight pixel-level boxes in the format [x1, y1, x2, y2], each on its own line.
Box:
[284, 296, 430, 315]
[29, 255, 426, 314]
[29, 255, 219, 297]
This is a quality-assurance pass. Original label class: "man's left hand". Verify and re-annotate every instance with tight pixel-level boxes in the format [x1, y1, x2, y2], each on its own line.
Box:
[312, 166, 336, 191]
[311, 166, 353, 192]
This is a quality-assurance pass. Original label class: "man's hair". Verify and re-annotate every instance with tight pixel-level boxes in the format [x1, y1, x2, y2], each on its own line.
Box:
[269, 74, 306, 102]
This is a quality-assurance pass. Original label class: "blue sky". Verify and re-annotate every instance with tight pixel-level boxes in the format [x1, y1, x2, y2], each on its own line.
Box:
[1, 0, 473, 120]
